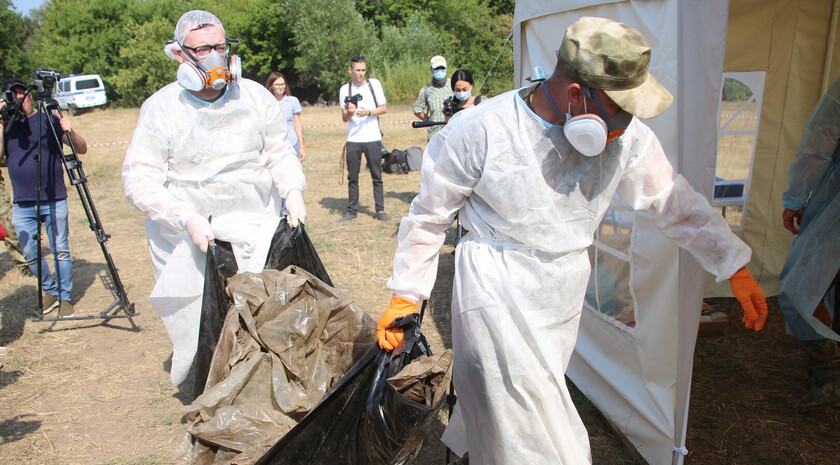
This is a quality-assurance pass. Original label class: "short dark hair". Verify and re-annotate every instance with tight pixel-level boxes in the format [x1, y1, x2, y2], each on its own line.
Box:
[350, 55, 366, 64]
[450, 69, 475, 91]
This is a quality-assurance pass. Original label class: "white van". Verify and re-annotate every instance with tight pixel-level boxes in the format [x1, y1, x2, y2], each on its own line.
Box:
[54, 74, 108, 115]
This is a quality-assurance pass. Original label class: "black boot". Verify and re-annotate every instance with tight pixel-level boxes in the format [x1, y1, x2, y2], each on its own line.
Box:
[799, 339, 840, 409]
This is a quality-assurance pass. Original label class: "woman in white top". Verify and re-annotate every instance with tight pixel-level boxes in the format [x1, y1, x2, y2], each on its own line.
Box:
[266, 71, 307, 161]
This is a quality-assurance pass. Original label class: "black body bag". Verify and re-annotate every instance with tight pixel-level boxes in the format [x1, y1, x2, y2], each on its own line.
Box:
[193, 219, 332, 397]
[255, 314, 450, 465]
[358, 313, 446, 465]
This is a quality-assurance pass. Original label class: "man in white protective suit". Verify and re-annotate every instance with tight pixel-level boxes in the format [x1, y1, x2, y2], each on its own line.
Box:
[122, 10, 306, 386]
[375, 16, 769, 465]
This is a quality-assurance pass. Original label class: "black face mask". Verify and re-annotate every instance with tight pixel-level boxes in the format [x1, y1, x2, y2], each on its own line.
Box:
[432, 77, 447, 88]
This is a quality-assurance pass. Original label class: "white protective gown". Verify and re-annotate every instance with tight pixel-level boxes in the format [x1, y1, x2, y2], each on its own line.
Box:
[387, 88, 750, 464]
[123, 79, 305, 385]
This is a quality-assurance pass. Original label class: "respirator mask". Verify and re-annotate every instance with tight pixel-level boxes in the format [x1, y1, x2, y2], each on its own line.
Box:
[563, 107, 608, 158]
[176, 42, 241, 92]
[542, 82, 624, 157]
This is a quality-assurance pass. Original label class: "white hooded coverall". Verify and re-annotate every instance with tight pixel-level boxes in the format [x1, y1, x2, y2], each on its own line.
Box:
[123, 79, 305, 385]
[387, 88, 750, 464]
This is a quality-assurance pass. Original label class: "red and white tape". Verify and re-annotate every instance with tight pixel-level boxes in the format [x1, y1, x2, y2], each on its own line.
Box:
[88, 120, 418, 147]
[89, 141, 130, 148]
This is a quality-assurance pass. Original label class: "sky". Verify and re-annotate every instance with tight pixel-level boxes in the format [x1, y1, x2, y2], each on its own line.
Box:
[10, 0, 45, 16]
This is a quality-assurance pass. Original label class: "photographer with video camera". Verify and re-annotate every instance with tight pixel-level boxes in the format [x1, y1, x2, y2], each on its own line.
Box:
[337, 55, 389, 223]
[1, 77, 88, 317]
[443, 69, 483, 121]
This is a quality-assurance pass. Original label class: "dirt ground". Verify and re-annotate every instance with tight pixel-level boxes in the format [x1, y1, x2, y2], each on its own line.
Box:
[0, 106, 838, 465]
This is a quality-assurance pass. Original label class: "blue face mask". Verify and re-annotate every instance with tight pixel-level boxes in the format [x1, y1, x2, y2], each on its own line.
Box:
[455, 90, 471, 101]
[433, 69, 446, 80]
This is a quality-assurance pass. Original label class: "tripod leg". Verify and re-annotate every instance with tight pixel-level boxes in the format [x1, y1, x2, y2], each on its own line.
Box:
[26, 99, 138, 329]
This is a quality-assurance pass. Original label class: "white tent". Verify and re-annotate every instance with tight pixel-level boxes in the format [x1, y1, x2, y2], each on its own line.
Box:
[513, 1, 840, 464]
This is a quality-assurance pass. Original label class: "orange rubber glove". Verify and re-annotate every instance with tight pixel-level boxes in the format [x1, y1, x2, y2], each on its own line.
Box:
[729, 267, 769, 331]
[376, 295, 419, 351]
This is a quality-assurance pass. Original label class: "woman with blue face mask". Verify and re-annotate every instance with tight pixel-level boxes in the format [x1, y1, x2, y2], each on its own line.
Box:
[443, 69, 483, 120]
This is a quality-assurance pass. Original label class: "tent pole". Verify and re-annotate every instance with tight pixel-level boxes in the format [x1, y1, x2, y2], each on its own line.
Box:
[822, 0, 840, 93]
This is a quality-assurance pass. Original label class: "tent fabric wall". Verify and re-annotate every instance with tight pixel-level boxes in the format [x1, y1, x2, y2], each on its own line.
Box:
[513, 1, 727, 464]
[706, 0, 840, 297]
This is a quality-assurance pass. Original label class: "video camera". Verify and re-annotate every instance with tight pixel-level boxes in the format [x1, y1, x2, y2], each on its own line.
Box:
[30, 68, 61, 100]
[344, 93, 363, 107]
[1, 68, 62, 122]
[442, 96, 465, 117]
[0, 93, 22, 122]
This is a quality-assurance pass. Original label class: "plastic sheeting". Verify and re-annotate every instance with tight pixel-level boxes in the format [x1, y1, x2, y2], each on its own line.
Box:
[183, 267, 376, 463]
[193, 221, 334, 398]
[257, 314, 453, 465]
[359, 313, 453, 465]
[183, 267, 453, 465]
[194, 240, 240, 397]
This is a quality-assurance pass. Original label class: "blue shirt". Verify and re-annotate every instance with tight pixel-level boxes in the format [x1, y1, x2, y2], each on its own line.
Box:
[4, 111, 67, 202]
[278, 96, 302, 148]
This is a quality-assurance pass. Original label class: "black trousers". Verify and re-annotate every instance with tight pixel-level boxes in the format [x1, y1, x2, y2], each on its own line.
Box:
[345, 141, 385, 214]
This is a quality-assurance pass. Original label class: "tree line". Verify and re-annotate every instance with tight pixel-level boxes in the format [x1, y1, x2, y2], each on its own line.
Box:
[1, 0, 514, 107]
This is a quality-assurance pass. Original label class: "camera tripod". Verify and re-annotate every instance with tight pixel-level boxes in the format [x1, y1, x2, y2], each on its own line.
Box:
[8, 91, 138, 329]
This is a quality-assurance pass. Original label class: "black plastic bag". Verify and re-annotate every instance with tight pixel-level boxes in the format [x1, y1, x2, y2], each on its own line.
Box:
[252, 315, 452, 465]
[194, 220, 332, 398]
[358, 313, 450, 465]
[265, 220, 333, 287]
[251, 345, 379, 465]
[194, 240, 239, 396]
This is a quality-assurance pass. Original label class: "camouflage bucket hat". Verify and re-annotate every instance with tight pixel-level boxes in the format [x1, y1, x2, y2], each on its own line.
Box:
[556, 16, 673, 118]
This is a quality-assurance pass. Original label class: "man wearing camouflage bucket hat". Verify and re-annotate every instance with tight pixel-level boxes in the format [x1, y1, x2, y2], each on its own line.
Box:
[376, 16, 766, 464]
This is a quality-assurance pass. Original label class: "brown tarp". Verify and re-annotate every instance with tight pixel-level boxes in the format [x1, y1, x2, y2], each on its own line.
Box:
[183, 267, 376, 464]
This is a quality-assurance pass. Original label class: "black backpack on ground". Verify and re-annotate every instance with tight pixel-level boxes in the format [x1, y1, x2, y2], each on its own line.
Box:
[382, 149, 410, 174]
[382, 146, 422, 174]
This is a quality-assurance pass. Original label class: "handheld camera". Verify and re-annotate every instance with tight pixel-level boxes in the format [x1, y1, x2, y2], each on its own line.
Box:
[344, 93, 363, 107]
[442, 96, 465, 117]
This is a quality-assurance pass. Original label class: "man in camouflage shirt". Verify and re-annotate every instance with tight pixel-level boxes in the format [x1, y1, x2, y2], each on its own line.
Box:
[413, 55, 453, 141]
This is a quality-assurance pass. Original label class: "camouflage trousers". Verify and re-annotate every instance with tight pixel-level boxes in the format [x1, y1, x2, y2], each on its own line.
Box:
[0, 170, 27, 271]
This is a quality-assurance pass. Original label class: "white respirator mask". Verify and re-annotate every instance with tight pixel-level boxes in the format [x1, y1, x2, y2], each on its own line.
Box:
[563, 111, 608, 157]
[542, 82, 617, 157]
[177, 49, 241, 92]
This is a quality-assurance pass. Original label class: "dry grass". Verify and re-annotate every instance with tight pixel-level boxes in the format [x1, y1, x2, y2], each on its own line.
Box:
[0, 103, 453, 465]
[3, 101, 817, 465]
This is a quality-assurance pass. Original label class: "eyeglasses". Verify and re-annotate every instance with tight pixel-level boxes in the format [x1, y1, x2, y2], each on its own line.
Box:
[351, 55, 366, 63]
[182, 39, 239, 58]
